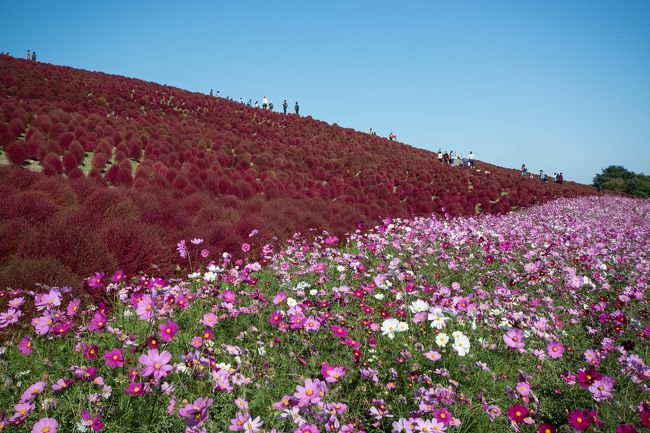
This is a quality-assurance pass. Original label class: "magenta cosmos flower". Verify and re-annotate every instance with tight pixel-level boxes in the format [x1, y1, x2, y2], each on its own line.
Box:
[567, 409, 592, 431]
[157, 320, 179, 342]
[503, 328, 525, 350]
[537, 422, 556, 433]
[31, 417, 58, 433]
[547, 341, 564, 359]
[125, 382, 145, 396]
[507, 404, 529, 423]
[103, 348, 124, 368]
[139, 349, 173, 382]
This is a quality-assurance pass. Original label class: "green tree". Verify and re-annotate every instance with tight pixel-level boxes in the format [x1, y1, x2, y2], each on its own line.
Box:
[593, 165, 650, 198]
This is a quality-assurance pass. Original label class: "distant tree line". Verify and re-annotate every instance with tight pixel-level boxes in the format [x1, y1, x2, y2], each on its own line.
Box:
[593, 165, 650, 198]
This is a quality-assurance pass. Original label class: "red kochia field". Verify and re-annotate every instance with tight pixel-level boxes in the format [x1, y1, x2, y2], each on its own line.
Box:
[0, 55, 595, 289]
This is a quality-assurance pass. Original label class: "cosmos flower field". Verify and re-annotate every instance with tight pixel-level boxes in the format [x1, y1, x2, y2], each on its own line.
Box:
[0, 195, 648, 433]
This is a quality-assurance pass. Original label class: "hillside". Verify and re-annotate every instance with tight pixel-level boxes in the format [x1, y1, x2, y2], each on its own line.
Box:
[0, 55, 596, 288]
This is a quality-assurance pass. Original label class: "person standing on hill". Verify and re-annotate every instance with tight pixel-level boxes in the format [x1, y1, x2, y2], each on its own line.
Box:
[521, 164, 527, 176]
[389, 132, 396, 140]
[26, 50, 31, 60]
[269, 100, 274, 111]
[255, 101, 259, 108]
[31, 51, 36, 61]
[295, 101, 300, 115]
[438, 149, 443, 163]
[468, 151, 475, 168]
[262, 96, 268, 110]
[282, 99, 288, 114]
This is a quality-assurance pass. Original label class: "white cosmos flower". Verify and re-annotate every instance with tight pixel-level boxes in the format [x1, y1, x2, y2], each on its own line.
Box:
[436, 333, 449, 347]
[397, 321, 409, 332]
[381, 318, 400, 339]
[374, 293, 385, 300]
[409, 300, 430, 314]
[286, 297, 298, 307]
[428, 308, 449, 329]
[453, 333, 471, 356]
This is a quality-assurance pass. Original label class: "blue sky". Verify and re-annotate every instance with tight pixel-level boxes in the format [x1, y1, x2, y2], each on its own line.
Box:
[2, 0, 648, 184]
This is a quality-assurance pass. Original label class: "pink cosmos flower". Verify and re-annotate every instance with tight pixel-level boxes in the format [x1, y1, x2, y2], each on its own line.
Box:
[103, 348, 124, 368]
[241, 243, 251, 253]
[616, 423, 637, 433]
[201, 312, 218, 328]
[177, 240, 188, 258]
[294, 378, 327, 407]
[87, 311, 107, 332]
[547, 341, 564, 359]
[11, 401, 35, 423]
[87, 272, 104, 288]
[424, 350, 441, 361]
[52, 378, 73, 392]
[136, 295, 155, 321]
[125, 382, 144, 396]
[269, 310, 284, 325]
[294, 424, 319, 433]
[331, 325, 348, 338]
[434, 407, 453, 425]
[178, 397, 213, 428]
[21, 381, 47, 402]
[567, 409, 592, 431]
[139, 349, 173, 382]
[19, 337, 33, 355]
[8, 296, 25, 308]
[577, 368, 602, 388]
[191, 336, 203, 348]
[81, 409, 104, 431]
[503, 328, 525, 350]
[321, 363, 346, 383]
[158, 320, 179, 342]
[222, 290, 236, 303]
[272, 292, 286, 304]
[516, 381, 531, 397]
[201, 248, 209, 257]
[31, 417, 58, 433]
[0, 308, 22, 328]
[304, 316, 321, 332]
[67, 299, 81, 316]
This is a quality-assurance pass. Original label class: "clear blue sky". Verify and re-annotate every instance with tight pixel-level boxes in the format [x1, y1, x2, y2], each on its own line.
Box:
[2, 1, 649, 184]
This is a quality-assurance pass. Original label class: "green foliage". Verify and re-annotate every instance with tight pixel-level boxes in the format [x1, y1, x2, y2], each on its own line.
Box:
[593, 165, 650, 197]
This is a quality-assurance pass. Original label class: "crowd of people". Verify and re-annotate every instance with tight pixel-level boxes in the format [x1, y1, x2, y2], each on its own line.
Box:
[208, 91, 300, 116]
[436, 149, 476, 168]
[521, 165, 564, 183]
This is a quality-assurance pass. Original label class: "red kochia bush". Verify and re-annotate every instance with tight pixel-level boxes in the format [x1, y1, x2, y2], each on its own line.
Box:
[5, 141, 27, 165]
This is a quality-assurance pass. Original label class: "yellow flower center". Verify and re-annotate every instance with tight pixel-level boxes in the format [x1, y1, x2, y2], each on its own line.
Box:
[306, 389, 313, 396]
[155, 363, 161, 369]
[577, 417, 582, 423]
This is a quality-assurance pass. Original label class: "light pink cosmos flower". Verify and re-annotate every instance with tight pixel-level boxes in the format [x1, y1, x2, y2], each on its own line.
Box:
[19, 336, 33, 355]
[321, 363, 346, 383]
[31, 417, 58, 433]
[589, 375, 615, 402]
[139, 349, 173, 382]
[294, 378, 327, 407]
[503, 328, 525, 350]
[547, 341, 564, 359]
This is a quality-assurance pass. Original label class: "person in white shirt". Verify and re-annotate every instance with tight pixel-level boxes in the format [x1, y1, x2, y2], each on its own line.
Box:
[262, 96, 268, 109]
[468, 151, 475, 168]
